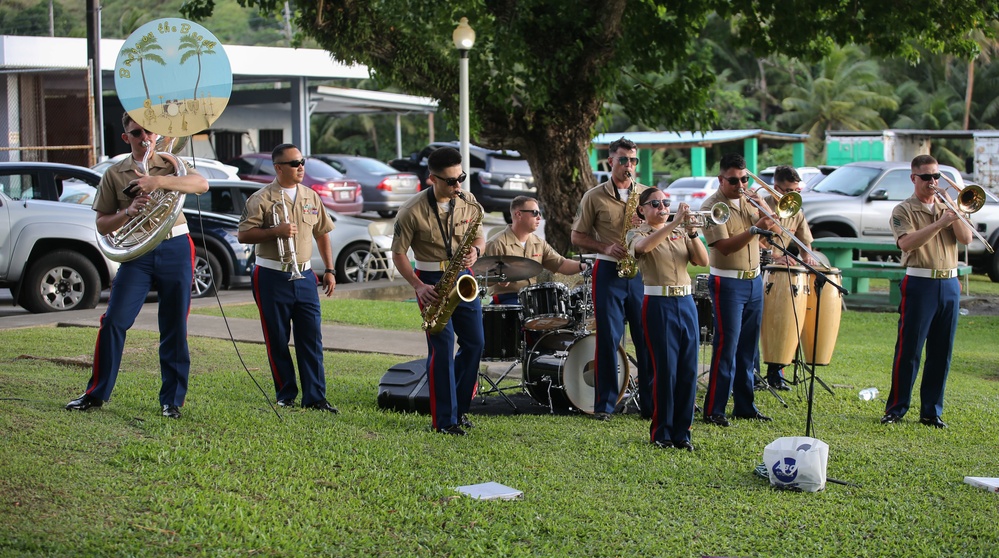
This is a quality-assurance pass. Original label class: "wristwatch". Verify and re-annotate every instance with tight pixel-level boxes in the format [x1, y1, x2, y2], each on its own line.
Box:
[124, 208, 131, 217]
[324, 269, 334, 276]
[687, 231, 699, 239]
[473, 246, 481, 258]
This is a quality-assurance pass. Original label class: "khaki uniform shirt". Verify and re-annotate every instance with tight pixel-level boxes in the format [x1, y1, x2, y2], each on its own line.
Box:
[484, 225, 567, 297]
[763, 193, 813, 248]
[571, 180, 650, 259]
[238, 180, 334, 263]
[626, 224, 693, 287]
[891, 195, 960, 269]
[392, 189, 484, 262]
[93, 153, 198, 227]
[701, 190, 761, 271]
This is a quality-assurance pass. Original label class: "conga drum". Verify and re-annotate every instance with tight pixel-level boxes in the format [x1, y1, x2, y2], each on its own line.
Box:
[801, 267, 843, 365]
[760, 265, 808, 366]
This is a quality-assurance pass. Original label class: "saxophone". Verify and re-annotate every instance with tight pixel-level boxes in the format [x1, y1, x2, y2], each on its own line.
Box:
[616, 171, 641, 279]
[421, 191, 483, 334]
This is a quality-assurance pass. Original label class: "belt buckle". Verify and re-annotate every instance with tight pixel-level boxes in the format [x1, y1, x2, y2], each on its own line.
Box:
[739, 269, 757, 280]
[666, 286, 683, 297]
[440, 261, 448, 271]
[931, 269, 950, 279]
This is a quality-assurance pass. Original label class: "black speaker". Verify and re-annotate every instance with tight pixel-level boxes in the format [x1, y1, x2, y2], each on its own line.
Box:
[377, 359, 431, 414]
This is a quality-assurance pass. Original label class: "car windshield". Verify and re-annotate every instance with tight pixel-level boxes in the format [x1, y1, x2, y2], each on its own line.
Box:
[305, 158, 344, 179]
[810, 166, 881, 196]
[487, 156, 531, 174]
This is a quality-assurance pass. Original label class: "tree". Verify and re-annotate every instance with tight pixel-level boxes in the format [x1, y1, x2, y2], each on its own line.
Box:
[178, 31, 218, 100]
[181, 0, 999, 251]
[119, 31, 165, 101]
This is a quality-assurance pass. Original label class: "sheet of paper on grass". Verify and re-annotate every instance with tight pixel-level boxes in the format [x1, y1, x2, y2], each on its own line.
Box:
[964, 477, 999, 493]
[456, 482, 523, 500]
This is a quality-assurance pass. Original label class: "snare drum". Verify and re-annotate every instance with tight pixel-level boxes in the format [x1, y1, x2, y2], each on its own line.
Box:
[481, 305, 523, 361]
[523, 331, 629, 413]
[801, 267, 843, 365]
[568, 284, 595, 332]
[760, 265, 808, 366]
[519, 282, 571, 330]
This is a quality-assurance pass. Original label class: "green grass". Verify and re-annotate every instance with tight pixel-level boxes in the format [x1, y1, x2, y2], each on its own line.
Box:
[2, 313, 999, 556]
[193, 298, 424, 330]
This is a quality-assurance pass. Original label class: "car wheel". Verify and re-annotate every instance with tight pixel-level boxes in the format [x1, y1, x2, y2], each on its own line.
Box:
[336, 242, 375, 284]
[988, 251, 999, 283]
[192, 247, 222, 298]
[20, 250, 101, 313]
[812, 230, 841, 239]
[378, 210, 397, 218]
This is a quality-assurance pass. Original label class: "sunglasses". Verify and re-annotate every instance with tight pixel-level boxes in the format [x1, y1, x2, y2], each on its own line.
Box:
[432, 172, 467, 186]
[914, 172, 942, 181]
[275, 159, 306, 168]
[642, 199, 669, 209]
[518, 209, 542, 217]
[126, 128, 151, 138]
[616, 156, 640, 165]
[724, 176, 750, 185]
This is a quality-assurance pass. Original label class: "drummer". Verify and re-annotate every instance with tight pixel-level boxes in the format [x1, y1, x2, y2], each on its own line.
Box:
[759, 165, 817, 390]
[484, 196, 589, 305]
[627, 189, 708, 451]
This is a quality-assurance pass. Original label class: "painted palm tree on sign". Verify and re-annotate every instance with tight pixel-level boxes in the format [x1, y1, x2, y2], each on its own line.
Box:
[120, 31, 165, 101]
[179, 31, 217, 101]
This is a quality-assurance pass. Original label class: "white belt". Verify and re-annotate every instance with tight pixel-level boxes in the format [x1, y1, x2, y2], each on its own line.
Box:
[644, 285, 692, 297]
[906, 267, 957, 279]
[710, 266, 760, 280]
[594, 254, 619, 263]
[165, 223, 189, 239]
[256, 256, 311, 273]
[415, 260, 449, 272]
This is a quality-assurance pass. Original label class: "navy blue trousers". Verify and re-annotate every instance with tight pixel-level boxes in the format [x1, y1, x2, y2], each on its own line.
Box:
[886, 275, 959, 419]
[703, 274, 763, 418]
[251, 267, 327, 406]
[86, 235, 193, 406]
[417, 269, 484, 430]
[643, 295, 698, 445]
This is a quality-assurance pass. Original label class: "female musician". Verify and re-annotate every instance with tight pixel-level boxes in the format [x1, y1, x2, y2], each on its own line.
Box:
[626, 188, 708, 451]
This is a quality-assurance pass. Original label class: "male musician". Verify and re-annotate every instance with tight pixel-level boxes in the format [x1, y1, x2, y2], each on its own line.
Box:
[701, 153, 776, 426]
[571, 137, 653, 420]
[760, 165, 817, 390]
[238, 144, 338, 413]
[392, 146, 485, 435]
[882, 155, 972, 428]
[485, 196, 589, 305]
[66, 112, 208, 419]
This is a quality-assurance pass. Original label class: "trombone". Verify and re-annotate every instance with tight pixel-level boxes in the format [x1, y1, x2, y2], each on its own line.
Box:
[678, 202, 730, 233]
[742, 170, 826, 264]
[935, 174, 994, 254]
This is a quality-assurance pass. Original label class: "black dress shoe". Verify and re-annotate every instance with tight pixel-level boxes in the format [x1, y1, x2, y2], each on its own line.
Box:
[277, 399, 296, 408]
[592, 412, 612, 421]
[673, 441, 695, 452]
[880, 413, 902, 425]
[161, 405, 181, 419]
[704, 414, 730, 427]
[652, 440, 673, 449]
[768, 379, 791, 391]
[919, 416, 947, 429]
[66, 394, 103, 411]
[437, 425, 466, 436]
[733, 411, 773, 422]
[459, 414, 474, 428]
[305, 400, 339, 413]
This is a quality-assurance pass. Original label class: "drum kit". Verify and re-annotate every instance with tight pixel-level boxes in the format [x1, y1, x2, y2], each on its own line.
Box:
[472, 255, 629, 414]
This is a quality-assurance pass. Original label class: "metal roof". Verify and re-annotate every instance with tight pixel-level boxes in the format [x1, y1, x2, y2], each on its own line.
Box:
[592, 129, 808, 149]
[827, 129, 999, 140]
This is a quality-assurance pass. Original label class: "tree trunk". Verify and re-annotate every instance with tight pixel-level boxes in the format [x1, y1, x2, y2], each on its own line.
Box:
[964, 59, 975, 130]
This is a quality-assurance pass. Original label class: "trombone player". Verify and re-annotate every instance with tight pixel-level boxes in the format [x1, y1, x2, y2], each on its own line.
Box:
[881, 155, 973, 429]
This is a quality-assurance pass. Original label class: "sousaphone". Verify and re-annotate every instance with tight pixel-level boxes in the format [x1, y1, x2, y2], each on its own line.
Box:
[99, 18, 232, 262]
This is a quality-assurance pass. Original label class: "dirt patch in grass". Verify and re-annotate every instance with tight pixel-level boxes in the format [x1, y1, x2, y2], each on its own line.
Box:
[961, 295, 999, 316]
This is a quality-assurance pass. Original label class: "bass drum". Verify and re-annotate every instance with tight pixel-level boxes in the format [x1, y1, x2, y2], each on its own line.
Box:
[523, 331, 629, 414]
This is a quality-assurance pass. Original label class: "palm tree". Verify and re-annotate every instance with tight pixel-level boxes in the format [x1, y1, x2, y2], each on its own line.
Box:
[962, 24, 999, 130]
[119, 32, 165, 101]
[179, 31, 217, 100]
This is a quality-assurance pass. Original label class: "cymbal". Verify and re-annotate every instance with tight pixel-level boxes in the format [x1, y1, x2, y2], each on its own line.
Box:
[472, 255, 542, 282]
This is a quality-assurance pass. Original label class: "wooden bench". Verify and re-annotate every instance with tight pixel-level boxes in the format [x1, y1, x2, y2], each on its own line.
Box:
[840, 262, 973, 306]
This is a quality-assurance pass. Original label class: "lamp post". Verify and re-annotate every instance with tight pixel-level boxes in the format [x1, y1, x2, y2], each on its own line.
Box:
[452, 17, 475, 173]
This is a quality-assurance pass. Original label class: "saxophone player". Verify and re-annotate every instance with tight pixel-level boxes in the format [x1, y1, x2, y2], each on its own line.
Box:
[571, 137, 653, 420]
[391, 146, 485, 436]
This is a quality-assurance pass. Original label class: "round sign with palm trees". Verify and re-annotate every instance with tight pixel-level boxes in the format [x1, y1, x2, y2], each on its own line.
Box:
[114, 18, 232, 138]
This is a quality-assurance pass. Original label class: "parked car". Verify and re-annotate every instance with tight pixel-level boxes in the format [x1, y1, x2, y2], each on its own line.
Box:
[313, 154, 420, 218]
[227, 153, 364, 216]
[390, 141, 535, 221]
[660, 176, 718, 210]
[758, 166, 823, 186]
[801, 161, 999, 281]
[93, 154, 242, 181]
[0, 161, 102, 205]
[189, 180, 393, 285]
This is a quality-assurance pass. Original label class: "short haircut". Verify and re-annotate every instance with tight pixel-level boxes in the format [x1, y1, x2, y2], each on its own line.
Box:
[911, 154, 937, 170]
[773, 165, 801, 183]
[121, 112, 135, 131]
[510, 195, 536, 212]
[427, 146, 462, 173]
[608, 137, 638, 155]
[272, 143, 299, 161]
[720, 153, 746, 172]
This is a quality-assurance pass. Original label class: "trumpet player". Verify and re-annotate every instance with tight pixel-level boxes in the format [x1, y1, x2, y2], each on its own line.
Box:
[881, 155, 973, 429]
[238, 144, 338, 413]
[627, 189, 707, 451]
[66, 113, 208, 419]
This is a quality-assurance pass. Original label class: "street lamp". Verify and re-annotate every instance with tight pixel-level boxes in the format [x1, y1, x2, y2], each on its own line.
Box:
[453, 17, 475, 173]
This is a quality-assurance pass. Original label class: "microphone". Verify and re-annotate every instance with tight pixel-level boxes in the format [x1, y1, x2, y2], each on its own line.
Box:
[750, 226, 774, 238]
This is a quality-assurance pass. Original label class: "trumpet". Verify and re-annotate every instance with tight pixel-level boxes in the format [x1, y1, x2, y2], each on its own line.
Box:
[745, 170, 802, 218]
[272, 192, 305, 280]
[678, 202, 730, 233]
[934, 174, 994, 254]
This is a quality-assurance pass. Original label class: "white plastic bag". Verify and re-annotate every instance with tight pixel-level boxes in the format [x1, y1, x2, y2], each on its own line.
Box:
[763, 436, 829, 492]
